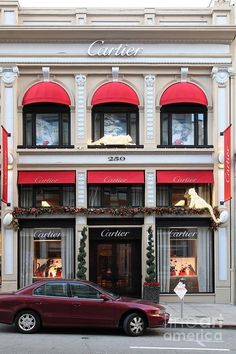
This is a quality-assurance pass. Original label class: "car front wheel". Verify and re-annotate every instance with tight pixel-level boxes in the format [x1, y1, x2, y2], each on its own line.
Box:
[15, 310, 41, 334]
[123, 313, 146, 336]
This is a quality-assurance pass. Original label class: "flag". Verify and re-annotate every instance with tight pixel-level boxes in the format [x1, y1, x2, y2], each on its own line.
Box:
[1, 126, 9, 204]
[224, 125, 231, 202]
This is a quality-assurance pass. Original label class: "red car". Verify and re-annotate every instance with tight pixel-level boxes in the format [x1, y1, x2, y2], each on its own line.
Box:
[0, 279, 169, 336]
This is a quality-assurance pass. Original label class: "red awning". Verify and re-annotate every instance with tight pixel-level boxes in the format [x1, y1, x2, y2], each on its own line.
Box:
[22, 82, 71, 106]
[160, 82, 208, 106]
[91, 82, 140, 106]
[156, 171, 213, 184]
[18, 171, 76, 184]
[88, 171, 144, 184]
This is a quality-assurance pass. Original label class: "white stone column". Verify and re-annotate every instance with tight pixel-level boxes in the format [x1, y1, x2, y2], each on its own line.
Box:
[0, 66, 19, 291]
[212, 67, 232, 302]
[144, 75, 156, 147]
[75, 74, 87, 147]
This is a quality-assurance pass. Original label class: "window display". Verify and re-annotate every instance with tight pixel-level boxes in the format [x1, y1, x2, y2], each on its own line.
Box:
[36, 114, 59, 146]
[157, 227, 213, 293]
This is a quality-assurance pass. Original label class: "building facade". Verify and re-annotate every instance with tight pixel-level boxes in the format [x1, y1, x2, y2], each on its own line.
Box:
[0, 0, 235, 303]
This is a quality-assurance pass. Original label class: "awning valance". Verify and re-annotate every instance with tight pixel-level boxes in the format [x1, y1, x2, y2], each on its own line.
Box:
[156, 171, 213, 184]
[18, 171, 75, 184]
[22, 82, 71, 106]
[91, 82, 139, 106]
[160, 82, 208, 106]
[88, 171, 144, 184]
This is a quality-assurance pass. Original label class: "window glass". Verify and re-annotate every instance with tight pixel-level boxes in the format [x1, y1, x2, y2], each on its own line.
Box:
[62, 114, 69, 146]
[19, 184, 75, 208]
[34, 282, 68, 297]
[70, 283, 100, 299]
[88, 186, 101, 207]
[129, 113, 137, 144]
[25, 114, 33, 146]
[157, 227, 213, 293]
[161, 113, 168, 145]
[104, 113, 127, 136]
[104, 186, 128, 207]
[93, 112, 101, 142]
[157, 184, 211, 206]
[35, 186, 60, 207]
[198, 113, 204, 145]
[172, 113, 194, 145]
[36, 113, 59, 146]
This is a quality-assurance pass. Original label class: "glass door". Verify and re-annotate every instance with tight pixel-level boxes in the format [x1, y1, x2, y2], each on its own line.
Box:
[90, 240, 141, 297]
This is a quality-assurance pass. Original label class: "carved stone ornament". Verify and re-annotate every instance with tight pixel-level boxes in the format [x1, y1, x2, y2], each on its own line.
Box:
[145, 75, 155, 88]
[75, 74, 86, 87]
[211, 67, 233, 86]
[0, 66, 19, 86]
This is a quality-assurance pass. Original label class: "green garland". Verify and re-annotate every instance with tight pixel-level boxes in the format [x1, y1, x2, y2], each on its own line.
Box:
[77, 227, 87, 280]
[11, 205, 220, 230]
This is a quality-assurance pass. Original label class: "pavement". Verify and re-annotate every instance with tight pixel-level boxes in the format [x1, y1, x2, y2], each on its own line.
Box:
[162, 302, 236, 328]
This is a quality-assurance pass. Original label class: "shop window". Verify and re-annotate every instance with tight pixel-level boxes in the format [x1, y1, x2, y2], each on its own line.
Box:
[69, 283, 100, 299]
[19, 227, 74, 287]
[157, 184, 211, 207]
[157, 227, 214, 293]
[91, 104, 139, 145]
[34, 282, 68, 297]
[22, 103, 71, 148]
[160, 104, 208, 147]
[19, 184, 75, 208]
[88, 185, 144, 208]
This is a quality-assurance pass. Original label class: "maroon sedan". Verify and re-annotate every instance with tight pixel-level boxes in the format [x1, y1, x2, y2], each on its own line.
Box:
[0, 279, 169, 336]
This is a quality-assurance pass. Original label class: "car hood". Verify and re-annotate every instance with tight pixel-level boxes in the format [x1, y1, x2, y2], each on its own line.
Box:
[117, 296, 166, 310]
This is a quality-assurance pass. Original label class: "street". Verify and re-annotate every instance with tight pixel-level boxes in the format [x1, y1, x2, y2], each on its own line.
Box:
[0, 324, 235, 354]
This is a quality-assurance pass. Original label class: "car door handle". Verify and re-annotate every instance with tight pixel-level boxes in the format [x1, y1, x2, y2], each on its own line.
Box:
[32, 301, 42, 305]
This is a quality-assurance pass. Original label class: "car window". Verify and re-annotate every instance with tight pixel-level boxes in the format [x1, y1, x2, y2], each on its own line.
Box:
[70, 283, 100, 299]
[34, 282, 68, 297]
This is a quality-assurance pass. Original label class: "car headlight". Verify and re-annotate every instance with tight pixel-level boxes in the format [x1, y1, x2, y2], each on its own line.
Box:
[159, 309, 166, 315]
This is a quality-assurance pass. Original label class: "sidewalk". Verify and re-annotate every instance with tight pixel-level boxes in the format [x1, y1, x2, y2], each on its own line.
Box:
[162, 302, 236, 328]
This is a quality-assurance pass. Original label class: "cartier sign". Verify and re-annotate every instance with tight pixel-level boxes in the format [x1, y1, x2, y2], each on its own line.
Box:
[88, 40, 143, 57]
[34, 229, 62, 240]
[170, 229, 197, 239]
[90, 227, 141, 240]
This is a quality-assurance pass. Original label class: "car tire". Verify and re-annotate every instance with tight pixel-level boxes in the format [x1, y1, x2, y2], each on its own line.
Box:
[123, 313, 146, 336]
[15, 310, 41, 334]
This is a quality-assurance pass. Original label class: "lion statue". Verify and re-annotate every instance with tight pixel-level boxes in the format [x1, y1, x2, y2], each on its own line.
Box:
[184, 188, 221, 224]
[91, 134, 134, 145]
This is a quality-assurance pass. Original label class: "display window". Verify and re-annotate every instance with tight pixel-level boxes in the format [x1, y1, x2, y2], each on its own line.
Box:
[157, 184, 211, 207]
[157, 227, 214, 293]
[160, 104, 208, 147]
[88, 184, 144, 208]
[22, 103, 71, 148]
[19, 184, 75, 208]
[92, 104, 139, 145]
[19, 227, 74, 288]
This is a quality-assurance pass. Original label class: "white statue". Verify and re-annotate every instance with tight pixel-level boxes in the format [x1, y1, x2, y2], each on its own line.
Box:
[185, 188, 221, 224]
[91, 134, 134, 145]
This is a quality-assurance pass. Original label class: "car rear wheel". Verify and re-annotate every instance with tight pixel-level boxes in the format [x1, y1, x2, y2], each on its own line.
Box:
[123, 313, 146, 336]
[15, 310, 41, 334]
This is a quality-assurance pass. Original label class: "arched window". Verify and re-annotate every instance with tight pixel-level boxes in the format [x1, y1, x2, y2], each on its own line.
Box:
[22, 82, 72, 148]
[160, 83, 208, 147]
[91, 82, 140, 146]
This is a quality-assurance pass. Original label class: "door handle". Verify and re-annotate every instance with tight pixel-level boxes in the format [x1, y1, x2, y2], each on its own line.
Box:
[32, 301, 42, 305]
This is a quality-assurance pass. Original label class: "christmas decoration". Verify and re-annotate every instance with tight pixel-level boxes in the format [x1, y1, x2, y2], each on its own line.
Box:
[77, 227, 87, 280]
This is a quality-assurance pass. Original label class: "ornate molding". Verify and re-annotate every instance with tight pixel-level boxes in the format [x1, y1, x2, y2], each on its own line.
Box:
[77, 172, 86, 207]
[145, 75, 155, 140]
[181, 67, 188, 82]
[146, 171, 155, 207]
[0, 66, 19, 87]
[211, 67, 233, 87]
[75, 74, 86, 140]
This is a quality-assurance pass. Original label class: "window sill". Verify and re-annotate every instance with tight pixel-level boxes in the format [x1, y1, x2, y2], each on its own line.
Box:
[157, 145, 214, 149]
[17, 145, 75, 149]
[87, 144, 144, 149]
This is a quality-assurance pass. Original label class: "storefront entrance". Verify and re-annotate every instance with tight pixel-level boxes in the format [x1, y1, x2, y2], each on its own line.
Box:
[89, 227, 141, 297]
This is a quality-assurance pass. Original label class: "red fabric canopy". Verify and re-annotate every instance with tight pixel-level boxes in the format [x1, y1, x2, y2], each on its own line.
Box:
[156, 171, 213, 184]
[18, 171, 75, 184]
[160, 82, 208, 106]
[88, 171, 144, 184]
[91, 82, 139, 106]
[22, 82, 71, 106]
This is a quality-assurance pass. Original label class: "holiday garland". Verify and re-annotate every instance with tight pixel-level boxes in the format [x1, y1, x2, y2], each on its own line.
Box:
[11, 205, 220, 229]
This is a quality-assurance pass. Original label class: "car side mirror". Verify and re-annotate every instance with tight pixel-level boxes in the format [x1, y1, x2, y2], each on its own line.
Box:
[100, 293, 110, 301]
